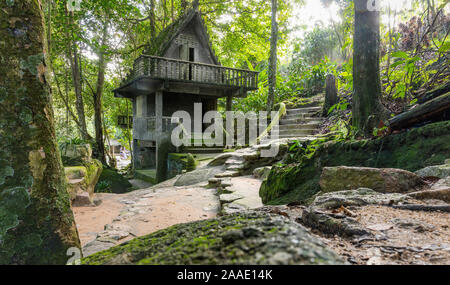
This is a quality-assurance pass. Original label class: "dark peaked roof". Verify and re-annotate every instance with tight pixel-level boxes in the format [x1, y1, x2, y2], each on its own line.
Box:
[142, 1, 220, 65]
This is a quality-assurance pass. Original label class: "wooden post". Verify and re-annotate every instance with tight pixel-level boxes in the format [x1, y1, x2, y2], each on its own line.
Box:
[323, 74, 338, 116]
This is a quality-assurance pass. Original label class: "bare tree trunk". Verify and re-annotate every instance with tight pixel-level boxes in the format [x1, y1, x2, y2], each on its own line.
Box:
[0, 0, 80, 264]
[66, 10, 90, 140]
[353, 0, 387, 135]
[94, 21, 109, 165]
[267, 0, 278, 112]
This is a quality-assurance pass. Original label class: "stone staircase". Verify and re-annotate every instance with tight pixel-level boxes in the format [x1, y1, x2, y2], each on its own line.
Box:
[274, 104, 324, 139]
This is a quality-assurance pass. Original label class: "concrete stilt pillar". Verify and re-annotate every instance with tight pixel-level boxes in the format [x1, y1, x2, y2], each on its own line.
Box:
[155, 91, 163, 134]
[155, 91, 174, 183]
[226, 94, 233, 112]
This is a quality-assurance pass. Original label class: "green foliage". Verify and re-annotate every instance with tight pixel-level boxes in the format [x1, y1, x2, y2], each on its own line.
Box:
[185, 153, 198, 172]
[289, 58, 337, 97]
[95, 180, 112, 194]
[327, 98, 349, 115]
[293, 27, 338, 65]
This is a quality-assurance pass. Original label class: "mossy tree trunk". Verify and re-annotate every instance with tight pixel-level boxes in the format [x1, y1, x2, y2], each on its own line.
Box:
[352, 0, 386, 135]
[267, 0, 278, 112]
[0, 0, 80, 264]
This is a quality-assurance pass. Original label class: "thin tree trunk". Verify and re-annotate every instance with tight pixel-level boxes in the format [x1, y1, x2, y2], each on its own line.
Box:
[267, 0, 278, 112]
[171, 0, 175, 21]
[0, 0, 80, 264]
[150, 0, 156, 41]
[352, 0, 387, 135]
[162, 0, 167, 29]
[66, 10, 90, 140]
[94, 21, 109, 165]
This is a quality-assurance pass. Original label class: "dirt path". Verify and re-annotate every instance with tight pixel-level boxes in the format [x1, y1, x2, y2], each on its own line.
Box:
[73, 181, 220, 256]
[261, 204, 450, 265]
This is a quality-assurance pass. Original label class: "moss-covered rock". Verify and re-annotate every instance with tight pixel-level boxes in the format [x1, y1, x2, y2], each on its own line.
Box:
[167, 153, 198, 179]
[65, 160, 103, 203]
[319, 166, 425, 194]
[96, 169, 132, 194]
[260, 121, 450, 205]
[81, 212, 345, 265]
[415, 163, 450, 179]
[310, 188, 409, 210]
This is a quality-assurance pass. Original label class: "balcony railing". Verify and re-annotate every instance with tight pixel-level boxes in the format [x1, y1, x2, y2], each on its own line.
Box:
[133, 116, 178, 141]
[123, 55, 259, 90]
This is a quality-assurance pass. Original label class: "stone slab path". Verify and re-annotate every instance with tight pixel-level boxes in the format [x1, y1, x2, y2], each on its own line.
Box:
[228, 177, 263, 208]
[73, 181, 220, 257]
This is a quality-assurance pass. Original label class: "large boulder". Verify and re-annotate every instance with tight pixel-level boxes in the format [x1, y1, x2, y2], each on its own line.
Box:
[319, 166, 425, 194]
[309, 188, 409, 210]
[81, 212, 345, 265]
[65, 159, 103, 205]
[415, 163, 450, 179]
[260, 121, 450, 205]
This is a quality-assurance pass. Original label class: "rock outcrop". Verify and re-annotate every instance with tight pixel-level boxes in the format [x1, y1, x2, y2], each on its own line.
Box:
[81, 212, 345, 265]
[319, 166, 425, 194]
[65, 159, 103, 205]
[309, 188, 409, 209]
[260, 121, 450, 205]
[415, 163, 450, 179]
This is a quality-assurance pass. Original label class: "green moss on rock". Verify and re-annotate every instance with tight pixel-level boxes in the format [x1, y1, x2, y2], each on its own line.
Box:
[81, 212, 344, 265]
[96, 169, 132, 194]
[260, 121, 450, 205]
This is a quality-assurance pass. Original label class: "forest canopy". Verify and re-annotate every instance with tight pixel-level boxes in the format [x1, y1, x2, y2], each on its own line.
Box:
[46, 0, 448, 156]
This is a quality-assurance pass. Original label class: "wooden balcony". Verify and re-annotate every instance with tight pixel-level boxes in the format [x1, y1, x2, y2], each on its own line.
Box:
[116, 55, 259, 98]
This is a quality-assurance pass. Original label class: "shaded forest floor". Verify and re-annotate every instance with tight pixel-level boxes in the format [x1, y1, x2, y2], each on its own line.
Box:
[261, 204, 450, 265]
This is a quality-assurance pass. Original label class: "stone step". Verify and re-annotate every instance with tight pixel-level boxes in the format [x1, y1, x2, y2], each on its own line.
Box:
[280, 117, 324, 125]
[280, 119, 323, 126]
[183, 147, 225, 154]
[272, 129, 316, 137]
[286, 107, 322, 115]
[283, 113, 321, 120]
[291, 100, 323, 108]
[278, 123, 321, 131]
[278, 134, 317, 139]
